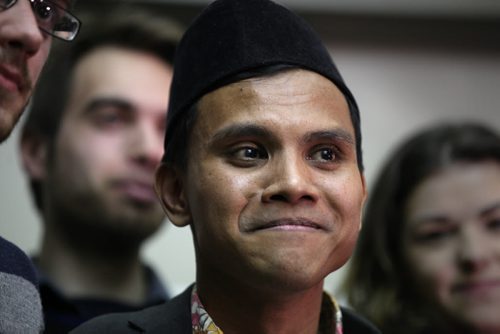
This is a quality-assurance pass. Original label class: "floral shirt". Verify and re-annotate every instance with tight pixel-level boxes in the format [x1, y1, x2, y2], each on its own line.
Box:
[191, 285, 343, 334]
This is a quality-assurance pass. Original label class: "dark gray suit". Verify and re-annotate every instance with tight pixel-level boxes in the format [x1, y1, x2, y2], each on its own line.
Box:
[71, 285, 381, 333]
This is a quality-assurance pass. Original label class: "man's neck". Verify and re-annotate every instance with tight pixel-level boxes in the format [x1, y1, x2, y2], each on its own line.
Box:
[196, 276, 325, 334]
[37, 226, 147, 305]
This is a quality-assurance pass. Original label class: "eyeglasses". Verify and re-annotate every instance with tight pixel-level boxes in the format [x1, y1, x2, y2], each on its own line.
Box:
[0, 0, 80, 41]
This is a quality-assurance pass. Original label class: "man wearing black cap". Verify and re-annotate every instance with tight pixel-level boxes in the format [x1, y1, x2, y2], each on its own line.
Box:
[73, 0, 380, 333]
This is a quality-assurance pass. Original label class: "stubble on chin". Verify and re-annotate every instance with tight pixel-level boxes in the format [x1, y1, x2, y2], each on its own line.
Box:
[54, 194, 164, 255]
[0, 49, 33, 142]
[0, 94, 26, 142]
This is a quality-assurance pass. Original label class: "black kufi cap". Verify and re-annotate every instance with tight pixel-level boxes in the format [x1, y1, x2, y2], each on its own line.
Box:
[164, 0, 359, 162]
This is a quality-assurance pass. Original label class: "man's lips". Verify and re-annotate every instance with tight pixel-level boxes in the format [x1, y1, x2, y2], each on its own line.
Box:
[246, 218, 324, 232]
[0, 64, 23, 92]
[114, 180, 158, 203]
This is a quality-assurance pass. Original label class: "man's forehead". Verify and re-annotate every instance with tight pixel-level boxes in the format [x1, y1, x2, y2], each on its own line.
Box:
[199, 69, 346, 110]
[195, 69, 351, 138]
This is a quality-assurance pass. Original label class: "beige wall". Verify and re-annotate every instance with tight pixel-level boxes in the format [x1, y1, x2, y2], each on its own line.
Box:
[1, 17, 499, 296]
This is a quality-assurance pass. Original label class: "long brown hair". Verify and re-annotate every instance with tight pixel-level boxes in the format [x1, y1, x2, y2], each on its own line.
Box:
[342, 122, 500, 334]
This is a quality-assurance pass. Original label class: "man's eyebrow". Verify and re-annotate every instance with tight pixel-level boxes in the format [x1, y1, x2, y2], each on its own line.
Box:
[209, 125, 355, 146]
[210, 124, 274, 144]
[302, 129, 355, 146]
[83, 97, 134, 115]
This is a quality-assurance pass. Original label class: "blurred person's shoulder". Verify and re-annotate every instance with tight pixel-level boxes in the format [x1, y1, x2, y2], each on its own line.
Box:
[0, 235, 38, 283]
[342, 306, 382, 334]
[71, 285, 193, 334]
[0, 236, 44, 333]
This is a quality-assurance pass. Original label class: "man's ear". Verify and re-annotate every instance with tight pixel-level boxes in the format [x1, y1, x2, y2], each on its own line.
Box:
[20, 130, 48, 181]
[155, 163, 191, 227]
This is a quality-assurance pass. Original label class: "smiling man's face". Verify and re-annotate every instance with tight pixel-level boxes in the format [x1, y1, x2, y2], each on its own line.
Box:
[164, 69, 366, 292]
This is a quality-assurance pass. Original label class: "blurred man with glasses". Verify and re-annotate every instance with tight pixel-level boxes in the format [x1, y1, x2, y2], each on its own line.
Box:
[0, 0, 80, 142]
[0, 1, 79, 333]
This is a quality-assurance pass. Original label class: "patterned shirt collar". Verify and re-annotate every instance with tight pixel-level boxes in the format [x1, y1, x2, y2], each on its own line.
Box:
[191, 285, 343, 334]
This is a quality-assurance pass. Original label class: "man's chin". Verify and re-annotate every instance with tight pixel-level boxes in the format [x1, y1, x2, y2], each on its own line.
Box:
[99, 211, 165, 244]
[0, 103, 27, 143]
[0, 121, 16, 143]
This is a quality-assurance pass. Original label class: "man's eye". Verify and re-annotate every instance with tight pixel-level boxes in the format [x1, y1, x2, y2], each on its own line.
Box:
[91, 109, 126, 128]
[33, 2, 60, 26]
[100, 113, 119, 123]
[232, 147, 267, 160]
[225, 145, 268, 167]
[308, 147, 337, 162]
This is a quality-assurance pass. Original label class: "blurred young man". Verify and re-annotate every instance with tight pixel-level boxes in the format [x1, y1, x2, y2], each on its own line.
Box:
[73, 0, 380, 333]
[0, 1, 79, 332]
[19, 8, 182, 333]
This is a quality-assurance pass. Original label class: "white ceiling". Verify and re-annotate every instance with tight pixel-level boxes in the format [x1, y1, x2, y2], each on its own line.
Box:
[142, 0, 500, 18]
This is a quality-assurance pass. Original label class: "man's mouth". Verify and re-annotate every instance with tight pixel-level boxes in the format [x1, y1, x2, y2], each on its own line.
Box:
[249, 218, 323, 232]
[0, 64, 23, 93]
[114, 180, 158, 203]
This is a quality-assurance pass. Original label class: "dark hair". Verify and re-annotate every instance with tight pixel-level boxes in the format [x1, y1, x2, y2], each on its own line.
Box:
[163, 64, 363, 172]
[22, 6, 183, 211]
[342, 122, 500, 334]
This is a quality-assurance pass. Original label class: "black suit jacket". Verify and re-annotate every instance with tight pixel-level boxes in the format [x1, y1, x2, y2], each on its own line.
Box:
[71, 284, 381, 333]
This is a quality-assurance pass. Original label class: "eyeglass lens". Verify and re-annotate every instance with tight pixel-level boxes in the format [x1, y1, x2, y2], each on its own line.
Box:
[0, 0, 79, 41]
[0, 0, 17, 9]
[31, 0, 80, 40]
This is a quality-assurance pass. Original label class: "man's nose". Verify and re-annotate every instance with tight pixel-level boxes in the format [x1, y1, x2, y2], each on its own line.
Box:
[129, 122, 163, 170]
[1, 0, 45, 56]
[261, 152, 318, 205]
